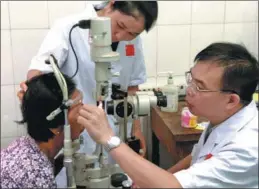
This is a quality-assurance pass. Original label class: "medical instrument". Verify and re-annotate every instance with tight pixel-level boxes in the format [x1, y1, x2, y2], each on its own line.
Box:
[45, 52, 121, 188]
[54, 16, 130, 188]
[110, 173, 128, 188]
[122, 180, 133, 189]
[45, 55, 77, 188]
[106, 84, 167, 153]
[69, 17, 126, 188]
[46, 16, 173, 188]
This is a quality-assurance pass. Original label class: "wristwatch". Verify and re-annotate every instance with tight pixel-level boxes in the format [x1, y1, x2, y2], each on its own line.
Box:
[103, 136, 121, 152]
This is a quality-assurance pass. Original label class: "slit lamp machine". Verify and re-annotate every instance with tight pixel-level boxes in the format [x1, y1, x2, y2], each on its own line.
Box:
[45, 17, 170, 188]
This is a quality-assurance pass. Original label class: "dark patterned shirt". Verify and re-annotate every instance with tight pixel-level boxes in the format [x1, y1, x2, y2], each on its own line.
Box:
[1, 135, 57, 188]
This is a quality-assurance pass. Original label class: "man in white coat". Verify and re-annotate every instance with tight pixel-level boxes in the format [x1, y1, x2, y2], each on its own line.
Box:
[18, 1, 158, 187]
[77, 42, 259, 188]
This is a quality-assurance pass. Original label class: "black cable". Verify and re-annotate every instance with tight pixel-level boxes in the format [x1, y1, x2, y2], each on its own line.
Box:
[68, 24, 79, 79]
[68, 20, 91, 79]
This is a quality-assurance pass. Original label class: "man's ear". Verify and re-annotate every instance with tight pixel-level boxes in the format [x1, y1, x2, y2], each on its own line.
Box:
[226, 93, 241, 110]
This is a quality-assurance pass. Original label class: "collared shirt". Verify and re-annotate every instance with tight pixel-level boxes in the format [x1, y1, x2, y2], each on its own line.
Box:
[174, 101, 258, 188]
[1, 135, 56, 188]
[203, 123, 213, 144]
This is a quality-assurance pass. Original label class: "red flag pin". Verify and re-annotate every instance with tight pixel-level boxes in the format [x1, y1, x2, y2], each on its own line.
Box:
[205, 153, 213, 160]
[125, 44, 135, 56]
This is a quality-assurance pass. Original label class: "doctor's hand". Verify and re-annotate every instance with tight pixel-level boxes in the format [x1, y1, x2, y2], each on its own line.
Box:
[17, 70, 43, 102]
[77, 103, 115, 144]
[17, 81, 28, 102]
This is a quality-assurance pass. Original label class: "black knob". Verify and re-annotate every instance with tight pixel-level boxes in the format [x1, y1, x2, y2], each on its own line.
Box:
[111, 84, 123, 100]
[157, 95, 167, 107]
[153, 89, 163, 96]
[112, 83, 121, 92]
[106, 100, 114, 115]
[111, 173, 128, 187]
[115, 102, 133, 118]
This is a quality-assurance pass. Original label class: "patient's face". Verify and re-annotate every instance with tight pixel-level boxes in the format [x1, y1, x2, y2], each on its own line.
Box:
[68, 90, 84, 140]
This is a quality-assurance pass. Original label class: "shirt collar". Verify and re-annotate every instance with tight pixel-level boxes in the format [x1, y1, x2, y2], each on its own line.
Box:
[211, 101, 258, 144]
[198, 101, 258, 157]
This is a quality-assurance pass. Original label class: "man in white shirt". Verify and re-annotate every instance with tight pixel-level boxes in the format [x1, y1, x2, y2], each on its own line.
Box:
[78, 42, 259, 188]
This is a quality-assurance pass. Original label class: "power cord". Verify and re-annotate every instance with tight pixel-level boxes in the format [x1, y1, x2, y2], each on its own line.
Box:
[68, 20, 91, 78]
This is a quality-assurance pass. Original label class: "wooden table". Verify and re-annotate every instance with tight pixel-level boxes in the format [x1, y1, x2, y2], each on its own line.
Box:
[151, 102, 203, 164]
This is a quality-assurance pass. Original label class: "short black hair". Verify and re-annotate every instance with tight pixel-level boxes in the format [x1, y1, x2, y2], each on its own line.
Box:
[96, 1, 158, 32]
[18, 73, 76, 142]
[194, 42, 259, 105]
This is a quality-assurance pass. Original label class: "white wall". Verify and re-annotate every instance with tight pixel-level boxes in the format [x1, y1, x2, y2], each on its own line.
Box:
[1, 1, 258, 148]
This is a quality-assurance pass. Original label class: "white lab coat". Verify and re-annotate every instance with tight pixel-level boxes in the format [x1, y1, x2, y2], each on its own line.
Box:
[28, 4, 146, 188]
[174, 101, 258, 188]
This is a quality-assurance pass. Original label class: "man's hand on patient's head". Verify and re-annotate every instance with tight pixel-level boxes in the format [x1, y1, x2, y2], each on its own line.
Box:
[17, 81, 28, 102]
[17, 70, 43, 102]
[77, 103, 114, 144]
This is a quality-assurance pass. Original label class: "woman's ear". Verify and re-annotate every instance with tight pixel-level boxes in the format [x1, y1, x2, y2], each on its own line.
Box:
[49, 128, 62, 136]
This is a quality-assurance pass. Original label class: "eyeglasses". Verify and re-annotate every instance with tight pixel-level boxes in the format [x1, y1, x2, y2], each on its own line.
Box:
[185, 71, 238, 95]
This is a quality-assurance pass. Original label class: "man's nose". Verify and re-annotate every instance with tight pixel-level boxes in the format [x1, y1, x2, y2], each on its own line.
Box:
[186, 85, 194, 97]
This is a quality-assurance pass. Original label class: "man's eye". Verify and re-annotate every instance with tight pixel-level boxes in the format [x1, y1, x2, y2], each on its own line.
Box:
[129, 32, 135, 37]
[197, 85, 205, 90]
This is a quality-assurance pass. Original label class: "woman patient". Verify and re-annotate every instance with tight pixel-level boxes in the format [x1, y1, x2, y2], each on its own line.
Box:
[1, 73, 84, 188]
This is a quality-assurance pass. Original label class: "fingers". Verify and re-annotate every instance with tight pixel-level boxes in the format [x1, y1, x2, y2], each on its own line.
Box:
[78, 106, 101, 127]
[132, 183, 140, 188]
[79, 108, 92, 120]
[98, 101, 103, 109]
[20, 81, 28, 92]
[81, 104, 98, 113]
[140, 147, 146, 158]
[77, 115, 91, 130]
[17, 90, 25, 101]
[17, 81, 28, 102]
[80, 104, 104, 117]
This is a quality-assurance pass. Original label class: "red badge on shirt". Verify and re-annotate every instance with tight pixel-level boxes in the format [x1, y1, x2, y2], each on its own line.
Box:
[205, 153, 213, 160]
[125, 44, 135, 56]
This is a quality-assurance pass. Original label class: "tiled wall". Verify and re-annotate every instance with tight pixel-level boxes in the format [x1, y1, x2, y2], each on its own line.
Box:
[1, 1, 258, 148]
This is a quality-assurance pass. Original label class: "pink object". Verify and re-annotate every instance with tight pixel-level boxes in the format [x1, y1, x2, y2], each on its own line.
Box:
[181, 107, 197, 128]
[181, 112, 190, 127]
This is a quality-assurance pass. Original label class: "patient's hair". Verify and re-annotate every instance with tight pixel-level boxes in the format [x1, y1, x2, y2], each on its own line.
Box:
[95, 1, 158, 32]
[195, 42, 259, 105]
[18, 73, 76, 142]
